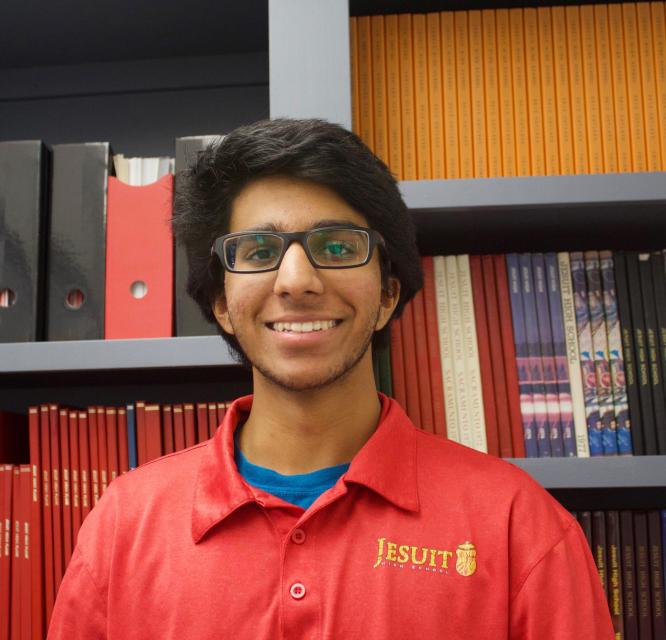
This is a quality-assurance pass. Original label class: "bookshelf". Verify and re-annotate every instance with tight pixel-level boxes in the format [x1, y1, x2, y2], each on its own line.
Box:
[2, 0, 666, 510]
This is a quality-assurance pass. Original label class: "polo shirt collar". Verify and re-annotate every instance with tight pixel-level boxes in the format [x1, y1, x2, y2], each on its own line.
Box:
[191, 393, 419, 544]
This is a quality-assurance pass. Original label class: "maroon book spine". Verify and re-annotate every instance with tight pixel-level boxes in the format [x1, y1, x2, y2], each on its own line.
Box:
[634, 511, 653, 638]
[196, 403, 209, 443]
[28, 408, 44, 640]
[648, 510, 665, 638]
[620, 510, 639, 639]
[68, 412, 81, 552]
[95, 406, 108, 496]
[173, 406, 186, 453]
[400, 301, 422, 427]
[605, 510, 624, 637]
[105, 408, 119, 484]
[183, 404, 196, 449]
[144, 404, 163, 463]
[162, 405, 174, 455]
[389, 317, 407, 410]
[48, 405, 64, 599]
[58, 409, 73, 572]
[77, 412, 91, 523]
[412, 288, 434, 433]
[117, 408, 129, 474]
[207, 403, 218, 440]
[39, 406, 54, 627]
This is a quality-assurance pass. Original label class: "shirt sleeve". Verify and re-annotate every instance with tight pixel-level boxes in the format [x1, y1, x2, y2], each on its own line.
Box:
[47, 546, 108, 639]
[509, 519, 615, 639]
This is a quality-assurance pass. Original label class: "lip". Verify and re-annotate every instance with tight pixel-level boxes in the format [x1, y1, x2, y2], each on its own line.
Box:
[265, 316, 342, 324]
[265, 319, 342, 345]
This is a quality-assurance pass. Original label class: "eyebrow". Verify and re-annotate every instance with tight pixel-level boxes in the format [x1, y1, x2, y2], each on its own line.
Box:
[241, 219, 365, 233]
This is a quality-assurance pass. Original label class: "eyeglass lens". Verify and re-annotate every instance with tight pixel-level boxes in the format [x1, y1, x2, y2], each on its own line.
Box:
[224, 228, 370, 271]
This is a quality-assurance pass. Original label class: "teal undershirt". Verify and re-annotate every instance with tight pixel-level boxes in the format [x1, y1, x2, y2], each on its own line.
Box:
[234, 426, 350, 510]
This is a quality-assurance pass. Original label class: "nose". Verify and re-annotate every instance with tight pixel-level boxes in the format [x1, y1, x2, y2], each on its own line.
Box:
[273, 241, 325, 297]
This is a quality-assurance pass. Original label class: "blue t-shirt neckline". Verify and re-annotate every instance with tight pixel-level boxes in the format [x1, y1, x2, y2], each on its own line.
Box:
[234, 425, 351, 509]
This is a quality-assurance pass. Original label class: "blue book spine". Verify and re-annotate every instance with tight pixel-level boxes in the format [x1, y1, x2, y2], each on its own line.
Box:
[545, 253, 577, 456]
[532, 253, 564, 456]
[601, 251, 632, 455]
[585, 251, 618, 455]
[570, 252, 604, 456]
[506, 254, 538, 458]
[126, 404, 138, 470]
[519, 253, 551, 457]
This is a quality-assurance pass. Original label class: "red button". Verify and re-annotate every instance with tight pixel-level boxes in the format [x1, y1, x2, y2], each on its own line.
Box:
[291, 528, 306, 544]
[290, 582, 306, 600]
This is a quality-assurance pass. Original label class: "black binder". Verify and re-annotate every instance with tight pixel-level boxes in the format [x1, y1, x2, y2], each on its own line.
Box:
[174, 135, 221, 336]
[47, 143, 111, 340]
[0, 141, 48, 342]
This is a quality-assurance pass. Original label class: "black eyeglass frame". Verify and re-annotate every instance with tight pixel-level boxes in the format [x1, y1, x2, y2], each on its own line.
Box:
[211, 226, 387, 273]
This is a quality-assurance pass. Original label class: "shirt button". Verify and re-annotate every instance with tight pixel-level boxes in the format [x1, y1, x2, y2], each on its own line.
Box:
[291, 528, 306, 544]
[290, 582, 306, 600]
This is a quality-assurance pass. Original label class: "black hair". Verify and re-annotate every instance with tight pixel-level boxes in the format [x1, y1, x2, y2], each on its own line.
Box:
[172, 118, 423, 368]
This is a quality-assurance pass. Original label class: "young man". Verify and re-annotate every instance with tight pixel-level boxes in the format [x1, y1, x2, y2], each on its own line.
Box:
[49, 119, 613, 639]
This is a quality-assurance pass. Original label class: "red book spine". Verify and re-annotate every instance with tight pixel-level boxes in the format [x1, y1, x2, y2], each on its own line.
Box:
[173, 406, 186, 453]
[207, 403, 218, 440]
[87, 408, 100, 508]
[1, 465, 12, 640]
[421, 256, 447, 437]
[216, 403, 227, 432]
[58, 409, 73, 572]
[183, 405, 196, 449]
[10, 467, 20, 640]
[162, 405, 174, 455]
[196, 403, 208, 443]
[412, 289, 435, 432]
[401, 301, 423, 426]
[470, 255, 500, 456]
[389, 317, 408, 409]
[105, 408, 119, 484]
[117, 408, 129, 474]
[28, 409, 43, 640]
[144, 404, 163, 463]
[95, 406, 108, 496]
[68, 412, 81, 550]
[634, 511, 653, 638]
[38, 406, 54, 627]
[48, 405, 64, 599]
[135, 402, 147, 467]
[494, 254, 527, 457]
[481, 256, 514, 458]
[648, 510, 666, 638]
[77, 412, 91, 523]
[105, 174, 174, 338]
[19, 464, 31, 640]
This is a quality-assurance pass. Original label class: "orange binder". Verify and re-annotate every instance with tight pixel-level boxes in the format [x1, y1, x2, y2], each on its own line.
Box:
[510, 8, 531, 176]
[482, 9, 502, 177]
[426, 12, 445, 178]
[580, 5, 603, 174]
[622, 3, 647, 172]
[608, 3, 632, 172]
[385, 14, 403, 178]
[496, 9, 516, 176]
[441, 11, 459, 179]
[105, 173, 174, 339]
[350, 17, 361, 136]
[357, 16, 375, 150]
[454, 11, 474, 178]
[398, 13, 416, 180]
[594, 4, 619, 173]
[552, 6, 574, 174]
[524, 8, 545, 176]
[636, 2, 662, 171]
[371, 15, 389, 165]
[565, 5, 589, 174]
[537, 7, 560, 175]
[413, 14, 431, 179]
[469, 10, 488, 178]
[652, 2, 666, 170]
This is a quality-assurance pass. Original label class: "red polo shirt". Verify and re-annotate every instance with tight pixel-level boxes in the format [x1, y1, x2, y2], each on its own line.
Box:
[48, 394, 613, 639]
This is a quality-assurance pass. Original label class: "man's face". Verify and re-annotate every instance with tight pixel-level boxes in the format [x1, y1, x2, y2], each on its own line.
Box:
[213, 175, 399, 392]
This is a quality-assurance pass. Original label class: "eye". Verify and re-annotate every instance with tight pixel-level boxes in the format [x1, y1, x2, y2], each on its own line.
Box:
[245, 246, 279, 261]
[323, 240, 355, 258]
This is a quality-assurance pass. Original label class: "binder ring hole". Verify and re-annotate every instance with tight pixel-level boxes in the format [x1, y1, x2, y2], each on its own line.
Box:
[130, 281, 148, 299]
[65, 289, 85, 310]
[0, 288, 17, 308]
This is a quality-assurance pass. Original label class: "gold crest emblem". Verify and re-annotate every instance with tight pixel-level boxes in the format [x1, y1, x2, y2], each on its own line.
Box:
[455, 542, 477, 577]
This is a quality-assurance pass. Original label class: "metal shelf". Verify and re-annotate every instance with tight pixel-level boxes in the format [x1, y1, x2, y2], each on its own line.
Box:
[0, 336, 236, 374]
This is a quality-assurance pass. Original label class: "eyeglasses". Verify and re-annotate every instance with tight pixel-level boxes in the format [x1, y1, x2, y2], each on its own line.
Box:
[211, 226, 386, 273]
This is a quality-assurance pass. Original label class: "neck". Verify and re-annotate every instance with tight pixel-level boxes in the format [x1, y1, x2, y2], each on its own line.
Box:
[238, 351, 381, 474]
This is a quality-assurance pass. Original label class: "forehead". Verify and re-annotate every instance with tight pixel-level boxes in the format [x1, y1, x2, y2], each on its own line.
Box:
[229, 175, 369, 233]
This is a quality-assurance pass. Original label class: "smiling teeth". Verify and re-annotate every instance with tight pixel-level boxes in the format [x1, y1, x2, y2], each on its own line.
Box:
[272, 320, 338, 333]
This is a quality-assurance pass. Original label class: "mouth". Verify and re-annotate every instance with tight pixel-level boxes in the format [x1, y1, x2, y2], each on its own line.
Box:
[266, 319, 342, 334]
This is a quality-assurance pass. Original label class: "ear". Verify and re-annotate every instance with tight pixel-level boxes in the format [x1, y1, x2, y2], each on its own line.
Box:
[375, 275, 401, 332]
[212, 294, 235, 335]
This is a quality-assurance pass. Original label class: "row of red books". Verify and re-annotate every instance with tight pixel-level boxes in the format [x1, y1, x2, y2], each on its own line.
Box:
[574, 509, 666, 639]
[0, 400, 231, 639]
[393, 250, 666, 458]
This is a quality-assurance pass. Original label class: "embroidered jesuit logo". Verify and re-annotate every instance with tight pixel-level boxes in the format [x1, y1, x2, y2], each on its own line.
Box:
[373, 537, 477, 577]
